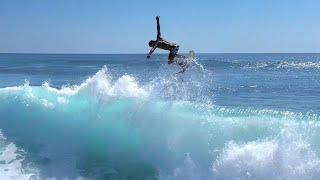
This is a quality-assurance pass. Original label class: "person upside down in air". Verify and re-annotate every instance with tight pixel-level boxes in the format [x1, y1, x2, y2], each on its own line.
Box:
[147, 16, 184, 64]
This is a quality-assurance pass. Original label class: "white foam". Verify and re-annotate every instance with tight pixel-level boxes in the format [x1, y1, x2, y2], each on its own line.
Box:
[277, 61, 320, 69]
[40, 99, 55, 109]
[57, 97, 68, 104]
[158, 153, 209, 180]
[0, 131, 38, 180]
[213, 127, 320, 180]
[108, 75, 148, 97]
[0, 81, 30, 95]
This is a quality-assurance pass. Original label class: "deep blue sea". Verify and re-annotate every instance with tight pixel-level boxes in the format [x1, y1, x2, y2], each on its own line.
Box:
[0, 53, 320, 179]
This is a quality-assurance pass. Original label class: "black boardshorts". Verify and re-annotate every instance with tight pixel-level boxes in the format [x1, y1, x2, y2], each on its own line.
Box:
[168, 46, 179, 63]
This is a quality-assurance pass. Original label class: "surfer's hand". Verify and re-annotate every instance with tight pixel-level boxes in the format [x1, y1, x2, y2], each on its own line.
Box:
[156, 16, 160, 20]
[147, 55, 151, 59]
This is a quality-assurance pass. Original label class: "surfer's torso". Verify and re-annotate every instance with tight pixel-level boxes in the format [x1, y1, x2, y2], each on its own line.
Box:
[157, 39, 177, 52]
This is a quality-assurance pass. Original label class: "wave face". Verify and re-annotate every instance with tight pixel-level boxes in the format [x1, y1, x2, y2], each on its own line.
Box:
[0, 65, 320, 180]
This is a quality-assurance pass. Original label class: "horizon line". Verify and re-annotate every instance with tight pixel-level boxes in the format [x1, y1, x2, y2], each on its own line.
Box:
[1, 52, 320, 55]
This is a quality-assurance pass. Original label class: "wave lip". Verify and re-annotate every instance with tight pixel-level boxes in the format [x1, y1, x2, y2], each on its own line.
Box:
[44, 66, 148, 98]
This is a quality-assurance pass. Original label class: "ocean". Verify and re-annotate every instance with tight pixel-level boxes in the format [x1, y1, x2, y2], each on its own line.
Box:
[0, 53, 320, 179]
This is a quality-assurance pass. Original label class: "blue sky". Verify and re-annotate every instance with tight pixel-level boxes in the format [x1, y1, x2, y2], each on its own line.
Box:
[0, 0, 319, 53]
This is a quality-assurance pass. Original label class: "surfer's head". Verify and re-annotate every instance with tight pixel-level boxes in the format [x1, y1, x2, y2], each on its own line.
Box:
[149, 40, 156, 47]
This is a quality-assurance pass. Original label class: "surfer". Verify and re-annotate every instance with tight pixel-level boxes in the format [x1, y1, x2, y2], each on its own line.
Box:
[147, 16, 183, 64]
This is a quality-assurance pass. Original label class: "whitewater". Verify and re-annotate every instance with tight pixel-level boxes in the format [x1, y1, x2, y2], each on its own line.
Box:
[0, 53, 320, 179]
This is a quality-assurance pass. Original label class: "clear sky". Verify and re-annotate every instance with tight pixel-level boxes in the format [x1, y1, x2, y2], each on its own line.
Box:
[0, 0, 320, 53]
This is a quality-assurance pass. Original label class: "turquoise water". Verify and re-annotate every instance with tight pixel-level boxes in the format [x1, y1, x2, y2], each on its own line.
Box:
[0, 53, 320, 179]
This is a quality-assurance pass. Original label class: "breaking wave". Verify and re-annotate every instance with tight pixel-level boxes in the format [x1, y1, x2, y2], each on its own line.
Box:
[0, 66, 320, 179]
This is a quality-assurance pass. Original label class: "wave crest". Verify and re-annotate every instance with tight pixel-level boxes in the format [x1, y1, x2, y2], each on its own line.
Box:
[44, 66, 148, 98]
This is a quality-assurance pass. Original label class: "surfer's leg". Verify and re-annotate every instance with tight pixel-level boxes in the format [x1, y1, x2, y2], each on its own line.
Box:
[168, 46, 180, 63]
[174, 46, 180, 56]
[168, 52, 175, 64]
[168, 46, 184, 64]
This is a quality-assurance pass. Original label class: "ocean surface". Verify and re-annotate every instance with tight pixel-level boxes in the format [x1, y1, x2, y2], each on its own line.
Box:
[0, 53, 320, 179]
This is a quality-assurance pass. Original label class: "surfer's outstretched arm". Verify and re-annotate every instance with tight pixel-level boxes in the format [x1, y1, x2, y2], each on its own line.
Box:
[156, 16, 161, 40]
[147, 41, 159, 58]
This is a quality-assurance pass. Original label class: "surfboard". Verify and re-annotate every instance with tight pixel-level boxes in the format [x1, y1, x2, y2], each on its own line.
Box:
[177, 50, 195, 73]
